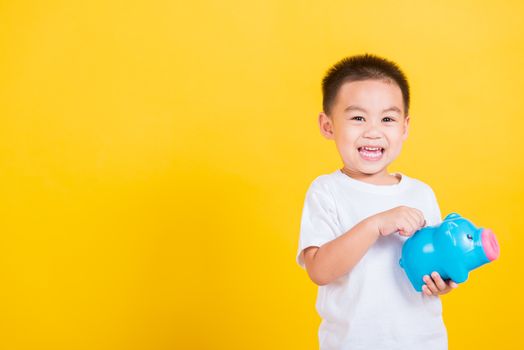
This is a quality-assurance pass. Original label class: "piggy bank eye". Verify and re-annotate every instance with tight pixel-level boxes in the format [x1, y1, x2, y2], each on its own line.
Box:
[467, 234, 473, 240]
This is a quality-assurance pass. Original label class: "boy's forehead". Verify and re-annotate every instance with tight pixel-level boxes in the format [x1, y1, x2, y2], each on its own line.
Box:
[334, 79, 404, 113]
[337, 79, 402, 101]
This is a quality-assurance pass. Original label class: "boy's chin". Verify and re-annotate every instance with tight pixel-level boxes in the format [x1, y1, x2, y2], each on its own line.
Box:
[357, 163, 390, 175]
[346, 165, 388, 176]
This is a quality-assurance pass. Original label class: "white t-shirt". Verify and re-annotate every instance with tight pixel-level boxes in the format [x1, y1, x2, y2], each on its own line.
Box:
[297, 169, 447, 350]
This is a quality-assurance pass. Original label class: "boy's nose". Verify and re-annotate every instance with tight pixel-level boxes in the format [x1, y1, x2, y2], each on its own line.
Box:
[363, 121, 383, 136]
[363, 128, 382, 138]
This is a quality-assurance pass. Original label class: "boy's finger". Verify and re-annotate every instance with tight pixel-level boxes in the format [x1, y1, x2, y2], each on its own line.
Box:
[431, 272, 447, 290]
[423, 275, 438, 294]
[411, 209, 425, 228]
[398, 226, 412, 236]
[416, 212, 426, 228]
[405, 215, 419, 233]
[415, 208, 425, 222]
[422, 285, 432, 296]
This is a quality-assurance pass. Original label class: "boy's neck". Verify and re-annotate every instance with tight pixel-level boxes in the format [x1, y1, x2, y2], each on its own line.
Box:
[340, 166, 401, 185]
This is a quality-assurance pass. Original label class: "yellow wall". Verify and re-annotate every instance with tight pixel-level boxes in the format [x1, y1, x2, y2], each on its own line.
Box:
[1, 1, 522, 349]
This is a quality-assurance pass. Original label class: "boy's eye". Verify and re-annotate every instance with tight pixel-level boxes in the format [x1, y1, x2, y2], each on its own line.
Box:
[351, 116, 364, 121]
[383, 117, 395, 122]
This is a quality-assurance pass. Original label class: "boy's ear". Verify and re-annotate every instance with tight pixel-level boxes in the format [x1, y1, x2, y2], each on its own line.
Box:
[402, 115, 410, 141]
[318, 112, 335, 140]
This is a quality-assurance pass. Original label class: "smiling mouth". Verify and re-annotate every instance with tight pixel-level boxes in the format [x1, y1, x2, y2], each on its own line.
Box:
[358, 146, 385, 160]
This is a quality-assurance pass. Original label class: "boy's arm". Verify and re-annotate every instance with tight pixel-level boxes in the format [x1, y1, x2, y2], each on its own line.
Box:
[302, 216, 379, 286]
[302, 205, 426, 286]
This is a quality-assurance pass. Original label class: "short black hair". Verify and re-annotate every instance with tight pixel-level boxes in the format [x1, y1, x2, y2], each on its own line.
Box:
[322, 53, 410, 117]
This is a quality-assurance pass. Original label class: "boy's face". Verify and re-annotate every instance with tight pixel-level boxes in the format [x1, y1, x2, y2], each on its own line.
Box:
[319, 79, 409, 180]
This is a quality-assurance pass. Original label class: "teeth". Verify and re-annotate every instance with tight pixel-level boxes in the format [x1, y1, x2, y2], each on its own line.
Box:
[359, 146, 383, 159]
[360, 150, 382, 158]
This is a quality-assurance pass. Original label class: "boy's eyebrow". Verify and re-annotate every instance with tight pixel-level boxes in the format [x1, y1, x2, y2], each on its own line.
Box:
[344, 105, 402, 113]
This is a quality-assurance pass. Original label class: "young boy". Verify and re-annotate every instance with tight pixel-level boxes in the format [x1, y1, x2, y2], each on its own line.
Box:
[297, 54, 458, 350]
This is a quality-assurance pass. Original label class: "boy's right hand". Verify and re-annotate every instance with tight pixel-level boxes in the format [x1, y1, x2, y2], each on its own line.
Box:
[371, 206, 426, 237]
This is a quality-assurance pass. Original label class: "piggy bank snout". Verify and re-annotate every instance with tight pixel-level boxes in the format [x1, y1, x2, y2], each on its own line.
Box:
[481, 228, 500, 261]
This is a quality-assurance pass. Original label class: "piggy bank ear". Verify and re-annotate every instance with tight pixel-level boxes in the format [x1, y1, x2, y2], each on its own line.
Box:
[444, 213, 461, 220]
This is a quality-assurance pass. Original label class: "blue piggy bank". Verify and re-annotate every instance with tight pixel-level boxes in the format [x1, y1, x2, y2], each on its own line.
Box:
[399, 213, 500, 292]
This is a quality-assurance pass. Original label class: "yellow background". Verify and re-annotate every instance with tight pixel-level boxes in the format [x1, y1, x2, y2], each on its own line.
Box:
[1, 0, 522, 349]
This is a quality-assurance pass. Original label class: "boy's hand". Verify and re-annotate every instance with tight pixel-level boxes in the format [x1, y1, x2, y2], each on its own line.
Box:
[422, 272, 459, 296]
[371, 206, 426, 237]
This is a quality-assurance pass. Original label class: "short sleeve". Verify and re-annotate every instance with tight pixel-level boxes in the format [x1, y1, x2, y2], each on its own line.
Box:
[426, 185, 442, 226]
[296, 180, 340, 268]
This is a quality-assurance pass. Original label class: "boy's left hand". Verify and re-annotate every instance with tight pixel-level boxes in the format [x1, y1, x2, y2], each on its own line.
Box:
[422, 272, 459, 296]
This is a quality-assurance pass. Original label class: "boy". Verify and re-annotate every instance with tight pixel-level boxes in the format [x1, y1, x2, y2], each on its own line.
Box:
[297, 54, 458, 350]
